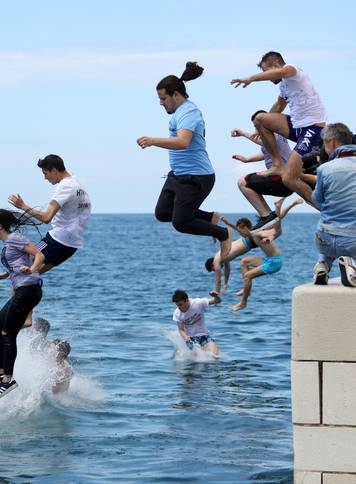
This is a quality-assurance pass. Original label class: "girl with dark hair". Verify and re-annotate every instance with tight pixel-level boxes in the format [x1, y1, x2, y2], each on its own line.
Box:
[137, 62, 231, 260]
[0, 209, 44, 397]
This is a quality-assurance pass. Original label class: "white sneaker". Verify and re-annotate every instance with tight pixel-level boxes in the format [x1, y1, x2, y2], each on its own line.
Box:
[313, 262, 329, 285]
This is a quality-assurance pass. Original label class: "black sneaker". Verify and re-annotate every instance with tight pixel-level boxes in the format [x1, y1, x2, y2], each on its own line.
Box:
[250, 211, 278, 232]
[0, 379, 18, 398]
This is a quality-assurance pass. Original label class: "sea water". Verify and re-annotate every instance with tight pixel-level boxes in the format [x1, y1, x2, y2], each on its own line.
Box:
[0, 213, 326, 483]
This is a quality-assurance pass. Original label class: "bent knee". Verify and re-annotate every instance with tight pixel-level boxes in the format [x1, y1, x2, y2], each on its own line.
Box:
[155, 209, 172, 223]
[172, 219, 190, 233]
[253, 112, 268, 129]
[238, 176, 247, 189]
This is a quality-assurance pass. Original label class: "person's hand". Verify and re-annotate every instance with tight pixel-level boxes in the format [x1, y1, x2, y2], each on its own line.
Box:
[19, 265, 32, 274]
[231, 128, 244, 137]
[137, 136, 153, 149]
[8, 194, 26, 210]
[232, 154, 248, 162]
[0, 271, 9, 280]
[230, 77, 252, 88]
[209, 290, 219, 297]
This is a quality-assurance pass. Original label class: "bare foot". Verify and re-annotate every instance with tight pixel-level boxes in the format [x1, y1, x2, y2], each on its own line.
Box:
[234, 289, 243, 296]
[273, 197, 286, 216]
[257, 165, 283, 177]
[220, 227, 233, 261]
[229, 301, 247, 312]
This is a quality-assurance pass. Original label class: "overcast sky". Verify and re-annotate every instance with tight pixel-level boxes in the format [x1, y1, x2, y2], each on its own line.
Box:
[2, 1, 355, 213]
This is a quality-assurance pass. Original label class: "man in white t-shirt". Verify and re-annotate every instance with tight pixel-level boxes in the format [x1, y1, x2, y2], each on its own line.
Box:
[231, 51, 326, 207]
[172, 289, 221, 355]
[9, 154, 91, 274]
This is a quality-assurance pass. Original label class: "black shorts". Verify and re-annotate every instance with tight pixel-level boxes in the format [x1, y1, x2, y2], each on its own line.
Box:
[245, 172, 293, 197]
[37, 233, 77, 267]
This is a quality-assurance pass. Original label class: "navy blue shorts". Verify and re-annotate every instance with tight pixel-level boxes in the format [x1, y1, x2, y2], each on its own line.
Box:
[37, 233, 77, 267]
[186, 335, 214, 350]
[286, 115, 323, 156]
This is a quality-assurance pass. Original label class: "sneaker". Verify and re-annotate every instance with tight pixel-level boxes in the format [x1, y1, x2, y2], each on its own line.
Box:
[0, 379, 18, 398]
[339, 256, 356, 287]
[313, 262, 329, 285]
[250, 211, 278, 232]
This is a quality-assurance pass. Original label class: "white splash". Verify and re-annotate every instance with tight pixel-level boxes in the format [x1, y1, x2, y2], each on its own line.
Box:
[0, 329, 106, 417]
[166, 330, 222, 363]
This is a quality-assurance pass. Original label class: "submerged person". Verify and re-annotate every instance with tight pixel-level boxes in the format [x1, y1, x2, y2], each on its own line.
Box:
[50, 339, 73, 394]
[172, 289, 221, 356]
[30, 317, 51, 352]
[137, 62, 231, 260]
[0, 210, 44, 397]
[9, 154, 91, 275]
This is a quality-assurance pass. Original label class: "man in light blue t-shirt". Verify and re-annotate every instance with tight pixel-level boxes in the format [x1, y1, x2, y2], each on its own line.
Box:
[137, 62, 231, 260]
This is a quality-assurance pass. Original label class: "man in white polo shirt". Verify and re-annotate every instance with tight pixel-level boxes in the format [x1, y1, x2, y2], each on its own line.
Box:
[9, 154, 91, 273]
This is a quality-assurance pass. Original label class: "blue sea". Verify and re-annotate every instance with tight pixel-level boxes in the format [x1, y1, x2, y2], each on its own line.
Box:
[0, 213, 329, 483]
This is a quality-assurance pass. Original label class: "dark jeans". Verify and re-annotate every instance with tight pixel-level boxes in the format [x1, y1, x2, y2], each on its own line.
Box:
[0, 284, 42, 375]
[155, 172, 228, 242]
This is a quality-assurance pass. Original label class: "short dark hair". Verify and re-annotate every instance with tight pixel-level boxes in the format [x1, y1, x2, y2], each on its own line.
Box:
[257, 51, 285, 69]
[156, 62, 204, 98]
[251, 110, 267, 123]
[321, 123, 353, 146]
[33, 317, 50, 335]
[205, 257, 214, 272]
[37, 154, 66, 172]
[236, 217, 252, 229]
[53, 339, 71, 358]
[172, 289, 189, 303]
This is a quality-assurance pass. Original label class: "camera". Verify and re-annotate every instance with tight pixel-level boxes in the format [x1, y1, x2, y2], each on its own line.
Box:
[302, 133, 356, 175]
[302, 143, 328, 175]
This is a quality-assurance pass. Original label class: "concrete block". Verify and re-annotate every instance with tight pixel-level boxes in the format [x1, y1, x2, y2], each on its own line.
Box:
[292, 281, 356, 361]
[294, 471, 321, 483]
[323, 363, 356, 425]
[291, 361, 320, 424]
[323, 475, 356, 484]
[294, 425, 356, 472]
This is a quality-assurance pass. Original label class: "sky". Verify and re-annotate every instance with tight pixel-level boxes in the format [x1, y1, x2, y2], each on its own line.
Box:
[1, 1, 356, 213]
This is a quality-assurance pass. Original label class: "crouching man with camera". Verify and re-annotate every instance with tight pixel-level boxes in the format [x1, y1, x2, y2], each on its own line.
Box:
[312, 123, 356, 286]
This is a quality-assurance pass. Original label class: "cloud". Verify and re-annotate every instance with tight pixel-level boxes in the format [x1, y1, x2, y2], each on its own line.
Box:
[0, 46, 350, 87]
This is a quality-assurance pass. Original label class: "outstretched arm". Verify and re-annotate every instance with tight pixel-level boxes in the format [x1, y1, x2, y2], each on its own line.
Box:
[231, 65, 297, 88]
[137, 129, 193, 150]
[231, 128, 263, 147]
[8, 194, 60, 224]
[232, 153, 265, 163]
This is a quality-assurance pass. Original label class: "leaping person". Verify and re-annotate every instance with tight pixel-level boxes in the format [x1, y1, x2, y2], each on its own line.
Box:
[9, 154, 91, 275]
[231, 51, 326, 204]
[137, 62, 231, 260]
[0, 210, 44, 397]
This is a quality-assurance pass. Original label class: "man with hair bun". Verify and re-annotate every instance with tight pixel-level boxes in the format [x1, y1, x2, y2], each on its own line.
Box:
[137, 62, 231, 260]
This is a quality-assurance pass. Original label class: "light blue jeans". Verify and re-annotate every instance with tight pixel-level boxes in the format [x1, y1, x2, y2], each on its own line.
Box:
[315, 231, 356, 269]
